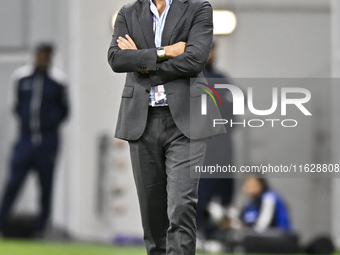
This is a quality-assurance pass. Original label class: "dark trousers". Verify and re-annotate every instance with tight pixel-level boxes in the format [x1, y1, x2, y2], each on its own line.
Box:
[129, 106, 207, 255]
[0, 132, 58, 234]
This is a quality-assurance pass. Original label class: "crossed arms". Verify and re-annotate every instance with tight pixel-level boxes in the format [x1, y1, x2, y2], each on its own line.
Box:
[116, 34, 186, 63]
[108, 1, 213, 86]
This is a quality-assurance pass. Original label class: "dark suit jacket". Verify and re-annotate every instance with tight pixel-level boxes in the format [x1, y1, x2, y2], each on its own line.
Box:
[108, 0, 226, 140]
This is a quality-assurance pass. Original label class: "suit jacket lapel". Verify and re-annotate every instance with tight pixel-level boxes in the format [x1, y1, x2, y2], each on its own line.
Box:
[161, 0, 188, 46]
[136, 0, 156, 48]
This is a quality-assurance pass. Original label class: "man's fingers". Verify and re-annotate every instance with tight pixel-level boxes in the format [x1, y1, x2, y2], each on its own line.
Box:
[117, 36, 138, 50]
[117, 37, 133, 49]
[125, 35, 137, 49]
[117, 38, 127, 50]
[118, 37, 131, 49]
[117, 41, 129, 50]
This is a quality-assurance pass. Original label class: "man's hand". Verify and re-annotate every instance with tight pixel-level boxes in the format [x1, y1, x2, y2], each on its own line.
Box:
[117, 35, 149, 74]
[117, 35, 137, 50]
[164, 42, 186, 58]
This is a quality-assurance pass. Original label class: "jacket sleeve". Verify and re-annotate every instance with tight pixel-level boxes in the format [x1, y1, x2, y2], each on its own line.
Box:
[149, 1, 213, 86]
[108, 5, 158, 73]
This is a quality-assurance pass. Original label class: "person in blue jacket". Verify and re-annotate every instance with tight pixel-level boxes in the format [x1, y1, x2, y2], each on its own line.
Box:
[241, 176, 291, 232]
[0, 43, 69, 237]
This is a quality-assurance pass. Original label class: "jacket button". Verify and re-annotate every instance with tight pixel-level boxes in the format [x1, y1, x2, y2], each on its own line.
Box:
[145, 89, 150, 93]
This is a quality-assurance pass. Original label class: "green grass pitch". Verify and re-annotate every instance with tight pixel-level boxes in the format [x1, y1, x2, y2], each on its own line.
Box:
[0, 240, 338, 255]
[1, 240, 143, 255]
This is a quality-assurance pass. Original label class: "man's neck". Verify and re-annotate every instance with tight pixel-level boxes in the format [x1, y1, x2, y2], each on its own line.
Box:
[152, 0, 166, 16]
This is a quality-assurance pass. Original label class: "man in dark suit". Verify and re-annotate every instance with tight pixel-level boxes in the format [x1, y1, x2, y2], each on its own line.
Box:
[108, 0, 225, 254]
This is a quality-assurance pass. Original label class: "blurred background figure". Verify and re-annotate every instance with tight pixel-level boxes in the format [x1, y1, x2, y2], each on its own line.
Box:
[198, 176, 295, 253]
[197, 42, 235, 241]
[0, 43, 69, 238]
[200, 175, 297, 253]
[230, 176, 296, 253]
[240, 176, 291, 232]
